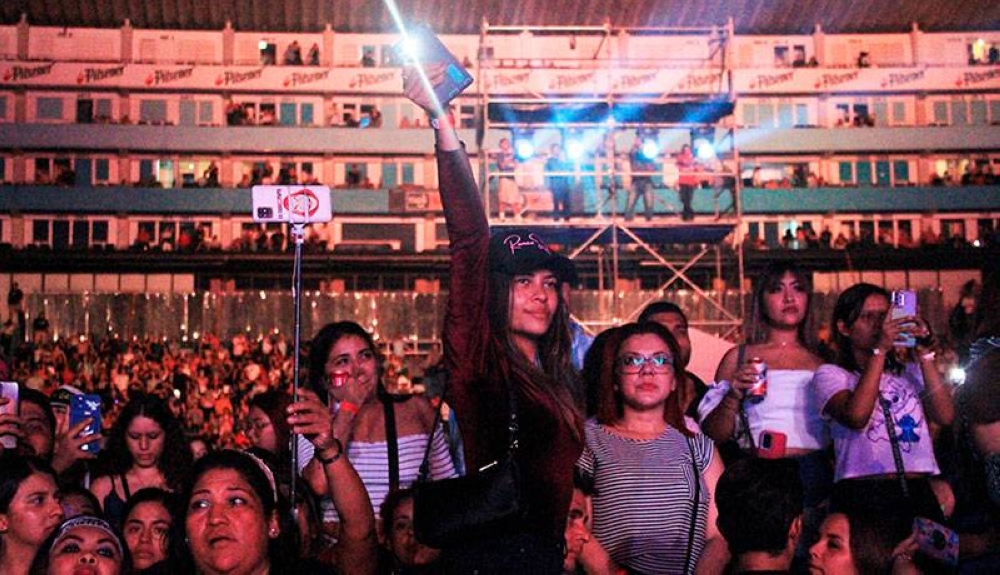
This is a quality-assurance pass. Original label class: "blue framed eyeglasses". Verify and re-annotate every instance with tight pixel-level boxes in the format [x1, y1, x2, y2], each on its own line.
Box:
[617, 353, 674, 374]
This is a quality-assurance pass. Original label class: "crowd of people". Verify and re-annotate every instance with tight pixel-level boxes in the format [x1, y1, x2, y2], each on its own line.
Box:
[0, 66, 998, 575]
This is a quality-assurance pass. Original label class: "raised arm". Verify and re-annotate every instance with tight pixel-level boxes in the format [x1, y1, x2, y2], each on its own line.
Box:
[288, 389, 376, 575]
[402, 66, 493, 469]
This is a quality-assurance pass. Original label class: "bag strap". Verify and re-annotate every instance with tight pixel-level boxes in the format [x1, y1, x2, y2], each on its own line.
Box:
[681, 435, 702, 575]
[417, 404, 444, 483]
[415, 371, 520, 481]
[381, 387, 400, 493]
[878, 394, 910, 499]
[735, 344, 757, 453]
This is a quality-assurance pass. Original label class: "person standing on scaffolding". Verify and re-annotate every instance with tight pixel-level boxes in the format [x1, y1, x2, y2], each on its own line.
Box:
[676, 143, 699, 221]
[494, 138, 522, 220]
[625, 139, 656, 221]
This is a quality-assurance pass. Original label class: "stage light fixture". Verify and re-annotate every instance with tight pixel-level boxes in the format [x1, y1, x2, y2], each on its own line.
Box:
[694, 138, 716, 160]
[563, 130, 586, 160]
[514, 131, 535, 160]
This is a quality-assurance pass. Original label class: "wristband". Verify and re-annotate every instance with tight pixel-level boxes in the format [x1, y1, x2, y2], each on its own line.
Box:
[871, 348, 884, 356]
[430, 112, 454, 130]
[920, 351, 937, 362]
[316, 438, 344, 465]
[338, 400, 359, 415]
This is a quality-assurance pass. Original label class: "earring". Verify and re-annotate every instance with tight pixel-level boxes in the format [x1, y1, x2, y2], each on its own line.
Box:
[269, 528, 278, 537]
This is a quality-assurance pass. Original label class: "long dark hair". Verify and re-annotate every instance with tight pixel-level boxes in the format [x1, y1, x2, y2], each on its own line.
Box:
[247, 391, 293, 477]
[487, 270, 583, 442]
[831, 283, 903, 375]
[1, 453, 57, 558]
[306, 320, 383, 401]
[98, 393, 192, 490]
[747, 261, 814, 346]
[593, 322, 692, 437]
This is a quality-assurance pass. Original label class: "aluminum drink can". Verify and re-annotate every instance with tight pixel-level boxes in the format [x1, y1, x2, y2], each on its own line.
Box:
[747, 357, 768, 402]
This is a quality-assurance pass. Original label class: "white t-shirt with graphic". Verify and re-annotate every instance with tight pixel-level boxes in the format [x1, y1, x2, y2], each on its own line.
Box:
[813, 363, 940, 482]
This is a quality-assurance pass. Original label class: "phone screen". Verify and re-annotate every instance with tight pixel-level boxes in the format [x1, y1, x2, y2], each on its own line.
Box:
[891, 289, 917, 347]
[0, 381, 19, 449]
[70, 394, 102, 453]
[394, 25, 474, 107]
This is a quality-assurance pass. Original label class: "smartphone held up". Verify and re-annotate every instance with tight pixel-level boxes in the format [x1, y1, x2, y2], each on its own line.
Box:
[890, 289, 918, 348]
[0, 381, 19, 450]
[394, 25, 474, 108]
[70, 393, 103, 453]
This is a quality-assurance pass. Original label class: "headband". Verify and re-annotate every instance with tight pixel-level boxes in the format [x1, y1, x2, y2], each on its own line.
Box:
[238, 450, 279, 506]
[50, 516, 124, 558]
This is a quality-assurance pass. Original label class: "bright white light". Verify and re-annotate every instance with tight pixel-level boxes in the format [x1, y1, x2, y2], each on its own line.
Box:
[694, 138, 716, 160]
[641, 138, 660, 160]
[949, 366, 966, 385]
[515, 138, 535, 160]
[566, 139, 585, 160]
[397, 36, 420, 61]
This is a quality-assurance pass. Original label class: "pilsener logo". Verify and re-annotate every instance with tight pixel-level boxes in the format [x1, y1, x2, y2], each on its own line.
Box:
[283, 188, 322, 220]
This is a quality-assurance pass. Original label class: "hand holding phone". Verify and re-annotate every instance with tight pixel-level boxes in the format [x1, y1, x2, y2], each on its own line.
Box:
[69, 394, 102, 453]
[0, 382, 20, 450]
[890, 290, 918, 348]
[394, 25, 473, 108]
[913, 517, 958, 566]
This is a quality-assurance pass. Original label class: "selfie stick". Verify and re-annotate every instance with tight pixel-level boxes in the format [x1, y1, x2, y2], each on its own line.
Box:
[288, 217, 306, 519]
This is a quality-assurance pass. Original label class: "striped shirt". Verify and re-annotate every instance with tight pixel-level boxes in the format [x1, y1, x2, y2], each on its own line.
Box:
[298, 428, 457, 522]
[576, 419, 714, 575]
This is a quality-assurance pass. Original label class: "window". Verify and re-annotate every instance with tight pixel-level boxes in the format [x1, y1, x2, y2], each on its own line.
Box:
[37, 97, 64, 120]
[300, 103, 314, 125]
[970, 100, 988, 125]
[891, 102, 906, 125]
[198, 101, 214, 124]
[92, 221, 109, 244]
[139, 100, 168, 123]
[932, 101, 949, 125]
[402, 163, 415, 184]
[0, 95, 8, 119]
[32, 220, 50, 244]
[95, 159, 110, 182]
[758, 103, 775, 127]
[95, 98, 113, 121]
[952, 101, 968, 126]
[893, 161, 910, 184]
[795, 104, 809, 126]
[856, 161, 872, 185]
[742, 103, 758, 127]
[838, 162, 854, 184]
[777, 103, 794, 128]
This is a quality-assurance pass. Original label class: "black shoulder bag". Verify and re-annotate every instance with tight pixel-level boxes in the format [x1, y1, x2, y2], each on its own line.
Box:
[412, 381, 522, 548]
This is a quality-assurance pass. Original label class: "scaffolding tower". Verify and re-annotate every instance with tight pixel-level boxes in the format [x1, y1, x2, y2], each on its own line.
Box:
[477, 18, 746, 338]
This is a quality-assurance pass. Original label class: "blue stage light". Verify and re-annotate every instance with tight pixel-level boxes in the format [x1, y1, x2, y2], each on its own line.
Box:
[514, 137, 535, 160]
[641, 138, 660, 160]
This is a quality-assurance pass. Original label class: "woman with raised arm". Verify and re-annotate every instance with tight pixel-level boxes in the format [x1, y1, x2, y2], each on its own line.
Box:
[402, 66, 584, 572]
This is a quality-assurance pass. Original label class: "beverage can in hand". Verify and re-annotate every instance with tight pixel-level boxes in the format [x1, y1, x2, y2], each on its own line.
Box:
[747, 358, 768, 402]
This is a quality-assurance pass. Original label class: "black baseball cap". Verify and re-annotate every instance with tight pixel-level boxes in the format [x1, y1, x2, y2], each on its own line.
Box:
[488, 231, 563, 276]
